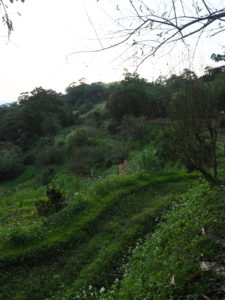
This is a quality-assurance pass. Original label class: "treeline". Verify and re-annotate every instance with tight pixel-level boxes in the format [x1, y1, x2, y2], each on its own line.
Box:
[0, 65, 225, 182]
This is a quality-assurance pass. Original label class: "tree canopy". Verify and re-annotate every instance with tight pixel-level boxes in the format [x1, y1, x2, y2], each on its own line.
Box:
[106, 72, 166, 122]
[0, 87, 73, 149]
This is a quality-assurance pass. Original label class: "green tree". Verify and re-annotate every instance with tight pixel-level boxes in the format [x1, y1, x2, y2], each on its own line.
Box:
[0, 87, 73, 149]
[0, 108, 27, 147]
[106, 72, 161, 122]
[0, 143, 24, 182]
[66, 81, 107, 107]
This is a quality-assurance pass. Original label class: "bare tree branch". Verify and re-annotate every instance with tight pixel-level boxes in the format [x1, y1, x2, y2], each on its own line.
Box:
[0, 0, 24, 38]
[202, 0, 211, 14]
[75, 0, 225, 68]
[83, 1, 104, 49]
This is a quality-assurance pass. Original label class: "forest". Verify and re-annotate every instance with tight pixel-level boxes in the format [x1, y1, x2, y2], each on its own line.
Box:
[0, 60, 225, 299]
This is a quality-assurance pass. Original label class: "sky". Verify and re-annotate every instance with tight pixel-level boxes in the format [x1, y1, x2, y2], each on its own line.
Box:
[0, 0, 224, 104]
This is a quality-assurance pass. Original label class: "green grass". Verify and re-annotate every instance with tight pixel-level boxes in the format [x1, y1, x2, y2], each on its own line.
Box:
[0, 170, 196, 300]
[0, 166, 36, 189]
[99, 182, 225, 300]
[0, 167, 45, 230]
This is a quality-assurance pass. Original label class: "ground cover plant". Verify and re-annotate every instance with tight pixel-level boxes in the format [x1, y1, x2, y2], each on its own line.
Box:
[0, 170, 196, 299]
[99, 182, 225, 299]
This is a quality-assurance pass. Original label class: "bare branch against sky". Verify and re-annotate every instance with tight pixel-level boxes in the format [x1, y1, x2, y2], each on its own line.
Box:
[0, 0, 224, 103]
[74, 0, 225, 70]
[0, 0, 25, 38]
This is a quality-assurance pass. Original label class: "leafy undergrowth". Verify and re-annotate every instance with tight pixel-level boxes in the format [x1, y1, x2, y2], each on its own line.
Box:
[93, 182, 225, 300]
[0, 170, 196, 300]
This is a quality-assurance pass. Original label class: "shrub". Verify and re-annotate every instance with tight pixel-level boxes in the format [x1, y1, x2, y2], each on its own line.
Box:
[36, 144, 65, 166]
[107, 120, 120, 134]
[67, 146, 102, 175]
[43, 196, 88, 227]
[0, 145, 24, 182]
[66, 129, 130, 175]
[67, 141, 125, 176]
[51, 173, 82, 197]
[129, 144, 163, 172]
[46, 186, 65, 211]
[35, 197, 53, 216]
[120, 115, 156, 146]
[88, 111, 103, 127]
[35, 186, 66, 216]
[40, 167, 56, 185]
[54, 136, 66, 147]
[66, 129, 95, 152]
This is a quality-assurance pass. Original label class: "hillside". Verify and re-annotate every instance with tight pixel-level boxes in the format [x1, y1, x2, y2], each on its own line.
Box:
[1, 70, 225, 299]
[0, 169, 196, 299]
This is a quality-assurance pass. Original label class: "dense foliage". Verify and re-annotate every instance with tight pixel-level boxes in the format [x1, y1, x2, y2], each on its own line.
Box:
[1, 65, 225, 299]
[106, 73, 166, 122]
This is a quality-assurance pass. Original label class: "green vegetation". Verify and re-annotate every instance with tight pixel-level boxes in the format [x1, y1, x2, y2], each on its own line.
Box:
[101, 183, 225, 299]
[0, 144, 24, 181]
[0, 171, 196, 299]
[1, 65, 225, 299]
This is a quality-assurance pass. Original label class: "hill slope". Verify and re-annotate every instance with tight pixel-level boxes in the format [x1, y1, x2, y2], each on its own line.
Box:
[0, 170, 197, 299]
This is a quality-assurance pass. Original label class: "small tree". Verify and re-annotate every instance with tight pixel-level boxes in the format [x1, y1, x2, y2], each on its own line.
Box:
[169, 77, 219, 183]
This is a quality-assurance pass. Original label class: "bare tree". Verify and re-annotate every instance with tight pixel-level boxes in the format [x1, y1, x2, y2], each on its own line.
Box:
[79, 0, 225, 69]
[0, 0, 25, 37]
[169, 73, 219, 183]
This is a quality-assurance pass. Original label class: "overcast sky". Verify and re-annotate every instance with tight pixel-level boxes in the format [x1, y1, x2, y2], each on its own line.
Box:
[0, 0, 224, 104]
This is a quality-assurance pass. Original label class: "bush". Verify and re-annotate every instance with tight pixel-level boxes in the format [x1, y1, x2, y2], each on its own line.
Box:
[51, 173, 82, 197]
[40, 167, 57, 185]
[43, 196, 88, 227]
[66, 129, 95, 152]
[54, 136, 66, 147]
[35, 197, 53, 217]
[36, 144, 65, 166]
[129, 144, 163, 172]
[107, 120, 120, 134]
[88, 111, 103, 127]
[67, 146, 103, 175]
[66, 129, 130, 175]
[120, 115, 156, 146]
[0, 145, 24, 182]
[35, 186, 66, 216]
